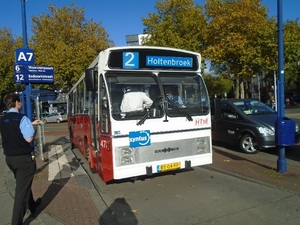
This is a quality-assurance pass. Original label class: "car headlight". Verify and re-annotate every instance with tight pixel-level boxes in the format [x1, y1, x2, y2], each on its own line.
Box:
[257, 127, 274, 135]
[296, 123, 299, 132]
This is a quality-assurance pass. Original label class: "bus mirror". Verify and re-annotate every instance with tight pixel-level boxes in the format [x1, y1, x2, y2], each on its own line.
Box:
[85, 68, 96, 91]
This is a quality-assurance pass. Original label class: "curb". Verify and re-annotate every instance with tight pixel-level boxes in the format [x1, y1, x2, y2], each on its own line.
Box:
[203, 165, 300, 196]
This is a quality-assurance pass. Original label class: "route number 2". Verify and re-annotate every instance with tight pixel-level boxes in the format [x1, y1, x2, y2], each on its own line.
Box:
[123, 52, 139, 69]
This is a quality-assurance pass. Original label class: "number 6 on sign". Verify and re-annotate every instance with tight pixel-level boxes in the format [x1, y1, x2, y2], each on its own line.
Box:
[123, 52, 139, 69]
[15, 65, 21, 72]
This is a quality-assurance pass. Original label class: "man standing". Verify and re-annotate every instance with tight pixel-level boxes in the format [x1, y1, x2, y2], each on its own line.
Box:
[0, 93, 42, 225]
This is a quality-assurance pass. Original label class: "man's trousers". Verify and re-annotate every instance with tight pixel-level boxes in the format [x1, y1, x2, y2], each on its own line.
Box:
[6, 154, 36, 225]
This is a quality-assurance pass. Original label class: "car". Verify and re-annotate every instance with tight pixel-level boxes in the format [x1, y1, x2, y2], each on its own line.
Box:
[211, 98, 300, 154]
[43, 112, 67, 123]
[0, 110, 7, 117]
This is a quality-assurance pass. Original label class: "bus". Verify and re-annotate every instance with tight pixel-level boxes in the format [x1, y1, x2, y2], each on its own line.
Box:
[67, 46, 212, 182]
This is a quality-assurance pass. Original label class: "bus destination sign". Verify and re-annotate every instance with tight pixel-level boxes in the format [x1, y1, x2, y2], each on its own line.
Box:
[108, 48, 199, 71]
[145, 56, 193, 68]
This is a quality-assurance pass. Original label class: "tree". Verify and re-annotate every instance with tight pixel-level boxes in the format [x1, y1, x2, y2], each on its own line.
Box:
[203, 0, 277, 99]
[0, 27, 23, 99]
[283, 19, 300, 95]
[203, 73, 233, 98]
[142, 0, 207, 53]
[30, 3, 114, 91]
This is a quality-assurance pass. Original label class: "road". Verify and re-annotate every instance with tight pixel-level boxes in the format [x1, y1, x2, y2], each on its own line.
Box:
[40, 108, 300, 224]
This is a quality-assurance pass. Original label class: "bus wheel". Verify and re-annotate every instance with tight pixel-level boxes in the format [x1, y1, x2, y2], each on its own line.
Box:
[239, 134, 260, 154]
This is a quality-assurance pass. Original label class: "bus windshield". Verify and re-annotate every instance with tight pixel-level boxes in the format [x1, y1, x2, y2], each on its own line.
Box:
[106, 71, 210, 121]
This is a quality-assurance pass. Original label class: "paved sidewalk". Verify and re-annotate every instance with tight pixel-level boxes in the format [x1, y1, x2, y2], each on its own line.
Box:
[210, 143, 300, 193]
[3, 135, 115, 225]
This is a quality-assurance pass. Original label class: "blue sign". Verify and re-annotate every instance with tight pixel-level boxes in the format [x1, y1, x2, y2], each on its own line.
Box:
[146, 56, 193, 68]
[30, 88, 58, 101]
[15, 48, 35, 65]
[123, 52, 139, 69]
[14, 64, 54, 84]
[129, 130, 151, 148]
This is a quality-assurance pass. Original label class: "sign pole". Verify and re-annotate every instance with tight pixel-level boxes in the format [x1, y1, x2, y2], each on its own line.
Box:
[21, 0, 32, 121]
[276, 0, 287, 173]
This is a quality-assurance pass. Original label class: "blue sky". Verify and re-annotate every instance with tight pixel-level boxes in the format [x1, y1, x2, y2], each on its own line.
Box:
[0, 0, 299, 46]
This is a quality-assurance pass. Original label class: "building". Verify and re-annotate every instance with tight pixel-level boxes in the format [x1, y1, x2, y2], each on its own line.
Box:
[126, 34, 150, 46]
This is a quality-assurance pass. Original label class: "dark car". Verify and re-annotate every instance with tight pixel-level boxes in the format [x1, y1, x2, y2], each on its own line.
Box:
[211, 99, 300, 154]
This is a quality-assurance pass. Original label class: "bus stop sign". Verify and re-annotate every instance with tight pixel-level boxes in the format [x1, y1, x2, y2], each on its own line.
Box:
[15, 48, 35, 65]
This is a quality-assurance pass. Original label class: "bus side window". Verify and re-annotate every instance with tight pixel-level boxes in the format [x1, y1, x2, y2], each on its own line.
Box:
[100, 77, 110, 133]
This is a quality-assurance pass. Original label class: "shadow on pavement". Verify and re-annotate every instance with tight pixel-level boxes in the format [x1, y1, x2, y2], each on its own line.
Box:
[100, 197, 138, 225]
[23, 136, 73, 224]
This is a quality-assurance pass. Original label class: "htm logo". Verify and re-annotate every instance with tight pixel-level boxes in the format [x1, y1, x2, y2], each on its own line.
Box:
[194, 117, 209, 126]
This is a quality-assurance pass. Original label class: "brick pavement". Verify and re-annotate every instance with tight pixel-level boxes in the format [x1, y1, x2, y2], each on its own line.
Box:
[210, 143, 300, 193]
[29, 137, 102, 225]
[4, 134, 111, 225]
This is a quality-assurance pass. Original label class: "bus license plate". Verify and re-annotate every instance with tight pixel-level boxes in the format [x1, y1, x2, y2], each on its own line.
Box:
[158, 162, 181, 172]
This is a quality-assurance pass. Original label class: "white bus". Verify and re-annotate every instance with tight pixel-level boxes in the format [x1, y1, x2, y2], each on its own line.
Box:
[67, 46, 212, 182]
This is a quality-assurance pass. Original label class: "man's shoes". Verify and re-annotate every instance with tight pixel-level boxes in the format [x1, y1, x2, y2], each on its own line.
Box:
[30, 198, 42, 214]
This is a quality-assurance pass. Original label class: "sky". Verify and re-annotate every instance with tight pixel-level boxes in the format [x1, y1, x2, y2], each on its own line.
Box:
[0, 0, 300, 47]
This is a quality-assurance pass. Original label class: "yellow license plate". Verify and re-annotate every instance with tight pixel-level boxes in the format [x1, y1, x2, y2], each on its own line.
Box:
[158, 162, 181, 172]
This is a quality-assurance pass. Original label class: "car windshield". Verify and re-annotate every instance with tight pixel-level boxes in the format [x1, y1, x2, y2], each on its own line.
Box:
[232, 100, 275, 116]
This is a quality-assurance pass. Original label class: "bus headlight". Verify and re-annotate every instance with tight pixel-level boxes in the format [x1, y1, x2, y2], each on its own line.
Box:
[120, 147, 133, 155]
[196, 137, 210, 154]
[118, 147, 136, 165]
[121, 156, 135, 165]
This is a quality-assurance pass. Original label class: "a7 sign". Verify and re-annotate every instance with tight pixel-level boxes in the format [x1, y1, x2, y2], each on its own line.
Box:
[15, 48, 35, 65]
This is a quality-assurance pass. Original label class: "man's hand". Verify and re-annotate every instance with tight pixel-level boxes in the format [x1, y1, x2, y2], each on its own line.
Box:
[32, 120, 43, 125]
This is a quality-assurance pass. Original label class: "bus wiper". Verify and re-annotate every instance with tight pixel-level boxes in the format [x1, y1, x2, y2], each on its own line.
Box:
[136, 96, 163, 126]
[167, 100, 193, 122]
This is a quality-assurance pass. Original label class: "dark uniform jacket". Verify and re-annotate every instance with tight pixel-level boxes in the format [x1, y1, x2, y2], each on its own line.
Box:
[0, 112, 33, 156]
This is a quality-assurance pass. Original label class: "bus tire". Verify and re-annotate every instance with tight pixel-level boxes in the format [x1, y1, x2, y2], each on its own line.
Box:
[85, 139, 90, 164]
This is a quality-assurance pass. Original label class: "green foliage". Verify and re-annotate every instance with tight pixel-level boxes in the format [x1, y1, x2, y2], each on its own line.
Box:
[203, 73, 233, 98]
[0, 27, 24, 99]
[142, 0, 207, 52]
[283, 19, 300, 94]
[30, 3, 114, 90]
[204, 0, 277, 77]
[204, 0, 278, 98]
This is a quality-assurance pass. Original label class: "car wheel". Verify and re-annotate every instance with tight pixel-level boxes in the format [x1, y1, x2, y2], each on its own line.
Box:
[56, 119, 61, 123]
[239, 134, 260, 154]
[43, 119, 47, 124]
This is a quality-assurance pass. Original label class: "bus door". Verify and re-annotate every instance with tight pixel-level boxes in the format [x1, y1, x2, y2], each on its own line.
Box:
[95, 75, 113, 181]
